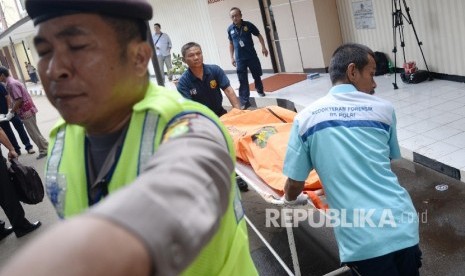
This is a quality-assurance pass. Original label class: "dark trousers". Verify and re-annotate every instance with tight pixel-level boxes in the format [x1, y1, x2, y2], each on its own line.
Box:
[236, 57, 263, 105]
[29, 72, 39, 84]
[0, 152, 29, 228]
[346, 244, 422, 276]
[0, 115, 33, 153]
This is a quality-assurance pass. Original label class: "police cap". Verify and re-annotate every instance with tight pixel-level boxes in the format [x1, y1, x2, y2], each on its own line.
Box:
[26, 0, 153, 25]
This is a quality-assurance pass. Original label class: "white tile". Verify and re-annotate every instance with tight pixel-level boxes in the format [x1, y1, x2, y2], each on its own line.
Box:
[408, 120, 443, 134]
[416, 141, 460, 160]
[437, 149, 465, 170]
[392, 100, 414, 109]
[428, 112, 462, 124]
[446, 117, 465, 131]
[413, 108, 445, 120]
[396, 115, 424, 128]
[400, 135, 436, 151]
[440, 89, 465, 100]
[400, 147, 414, 161]
[442, 131, 465, 148]
[450, 106, 465, 116]
[423, 125, 463, 140]
[431, 100, 465, 112]
[397, 128, 418, 141]
[453, 95, 465, 104]
[397, 105, 428, 115]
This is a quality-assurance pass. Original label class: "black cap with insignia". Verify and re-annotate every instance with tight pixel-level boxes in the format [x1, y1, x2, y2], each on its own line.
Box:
[25, 0, 153, 25]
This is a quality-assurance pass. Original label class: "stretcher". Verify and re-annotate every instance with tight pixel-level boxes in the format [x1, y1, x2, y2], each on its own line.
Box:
[236, 162, 350, 276]
[221, 107, 350, 275]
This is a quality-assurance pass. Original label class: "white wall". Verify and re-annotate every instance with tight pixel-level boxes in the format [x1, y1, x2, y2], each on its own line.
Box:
[336, 0, 465, 76]
[149, 0, 222, 66]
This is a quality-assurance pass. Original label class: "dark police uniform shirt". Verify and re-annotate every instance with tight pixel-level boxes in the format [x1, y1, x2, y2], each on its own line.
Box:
[228, 20, 260, 61]
[177, 64, 230, 116]
[0, 83, 9, 113]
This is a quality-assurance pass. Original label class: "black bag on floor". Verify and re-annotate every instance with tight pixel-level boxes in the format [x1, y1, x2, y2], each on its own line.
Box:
[374, 51, 389, 76]
[401, 70, 430, 84]
[8, 159, 44, 205]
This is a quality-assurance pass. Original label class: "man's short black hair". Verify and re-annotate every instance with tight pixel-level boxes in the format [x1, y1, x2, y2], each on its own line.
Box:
[0, 66, 10, 77]
[328, 43, 375, 85]
[230, 7, 242, 15]
[181, 42, 201, 58]
[154, 23, 161, 28]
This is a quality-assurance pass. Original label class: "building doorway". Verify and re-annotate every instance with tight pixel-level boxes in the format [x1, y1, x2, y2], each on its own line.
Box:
[262, 0, 305, 73]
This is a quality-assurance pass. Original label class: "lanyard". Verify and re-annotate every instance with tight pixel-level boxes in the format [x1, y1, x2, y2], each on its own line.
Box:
[234, 25, 243, 37]
[154, 33, 163, 45]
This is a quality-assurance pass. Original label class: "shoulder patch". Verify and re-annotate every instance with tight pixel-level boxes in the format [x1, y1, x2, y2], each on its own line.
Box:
[162, 114, 198, 142]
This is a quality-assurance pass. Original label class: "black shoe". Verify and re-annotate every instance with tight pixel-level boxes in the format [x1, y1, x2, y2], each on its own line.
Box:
[1, 226, 14, 241]
[15, 150, 22, 156]
[240, 102, 251, 110]
[237, 177, 249, 192]
[15, 221, 42, 238]
[36, 153, 47, 159]
[258, 92, 266, 97]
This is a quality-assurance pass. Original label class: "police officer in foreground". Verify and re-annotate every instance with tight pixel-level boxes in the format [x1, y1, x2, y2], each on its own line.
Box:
[0, 1, 257, 275]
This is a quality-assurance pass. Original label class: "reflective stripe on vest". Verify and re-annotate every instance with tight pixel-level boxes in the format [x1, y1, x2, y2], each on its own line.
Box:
[138, 111, 159, 174]
[45, 127, 66, 219]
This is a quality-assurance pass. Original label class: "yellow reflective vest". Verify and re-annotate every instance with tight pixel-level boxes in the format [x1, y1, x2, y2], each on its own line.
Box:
[45, 83, 258, 275]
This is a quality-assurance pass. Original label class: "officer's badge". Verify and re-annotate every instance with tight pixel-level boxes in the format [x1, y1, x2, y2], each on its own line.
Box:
[190, 88, 197, 95]
[210, 80, 218, 89]
[243, 25, 248, 32]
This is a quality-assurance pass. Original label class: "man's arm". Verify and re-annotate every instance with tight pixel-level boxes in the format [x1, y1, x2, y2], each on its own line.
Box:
[176, 76, 192, 99]
[0, 128, 18, 159]
[223, 86, 240, 110]
[257, 34, 269, 57]
[10, 99, 23, 114]
[0, 115, 233, 276]
[284, 178, 306, 201]
[0, 216, 151, 276]
[5, 94, 12, 108]
[229, 42, 236, 67]
[166, 34, 172, 54]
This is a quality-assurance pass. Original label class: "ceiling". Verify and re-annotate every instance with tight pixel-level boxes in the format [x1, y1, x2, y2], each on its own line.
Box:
[0, 16, 35, 47]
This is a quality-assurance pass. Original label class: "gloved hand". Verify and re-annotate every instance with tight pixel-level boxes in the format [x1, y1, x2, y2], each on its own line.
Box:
[282, 193, 309, 206]
[5, 110, 14, 121]
[269, 193, 308, 206]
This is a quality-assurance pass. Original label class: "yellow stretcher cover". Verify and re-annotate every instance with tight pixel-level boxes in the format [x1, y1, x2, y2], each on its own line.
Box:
[221, 106, 327, 209]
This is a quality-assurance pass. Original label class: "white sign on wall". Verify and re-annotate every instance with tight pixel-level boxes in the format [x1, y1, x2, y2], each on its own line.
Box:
[352, 0, 376, 29]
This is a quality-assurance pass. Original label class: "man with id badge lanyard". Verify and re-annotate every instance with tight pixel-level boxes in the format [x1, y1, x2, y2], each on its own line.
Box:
[228, 7, 268, 110]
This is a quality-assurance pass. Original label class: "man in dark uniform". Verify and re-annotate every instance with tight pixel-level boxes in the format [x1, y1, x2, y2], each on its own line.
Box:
[0, 128, 41, 240]
[228, 7, 269, 110]
[177, 42, 240, 117]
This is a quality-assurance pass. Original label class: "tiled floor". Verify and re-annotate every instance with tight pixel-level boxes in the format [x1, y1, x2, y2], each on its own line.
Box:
[84, 73, 465, 181]
[218, 72, 465, 181]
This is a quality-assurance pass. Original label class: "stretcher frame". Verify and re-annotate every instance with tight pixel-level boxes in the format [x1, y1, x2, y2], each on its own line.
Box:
[236, 161, 350, 276]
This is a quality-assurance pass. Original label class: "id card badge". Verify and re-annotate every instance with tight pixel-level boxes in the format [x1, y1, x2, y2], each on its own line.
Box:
[239, 40, 245, 47]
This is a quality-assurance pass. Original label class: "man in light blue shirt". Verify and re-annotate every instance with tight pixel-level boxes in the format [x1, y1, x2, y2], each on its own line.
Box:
[282, 43, 421, 276]
[153, 23, 173, 81]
